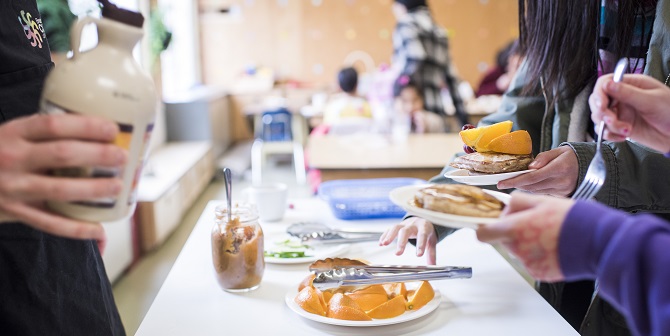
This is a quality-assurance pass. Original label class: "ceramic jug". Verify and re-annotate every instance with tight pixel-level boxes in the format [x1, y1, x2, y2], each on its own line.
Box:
[40, 15, 157, 222]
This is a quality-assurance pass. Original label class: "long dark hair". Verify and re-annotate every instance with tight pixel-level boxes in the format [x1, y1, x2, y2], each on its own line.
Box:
[518, 0, 649, 101]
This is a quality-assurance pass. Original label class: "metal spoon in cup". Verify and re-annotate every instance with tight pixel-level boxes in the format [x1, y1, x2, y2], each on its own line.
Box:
[222, 168, 233, 224]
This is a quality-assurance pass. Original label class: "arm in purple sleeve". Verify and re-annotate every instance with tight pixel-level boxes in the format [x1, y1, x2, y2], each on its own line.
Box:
[559, 201, 670, 336]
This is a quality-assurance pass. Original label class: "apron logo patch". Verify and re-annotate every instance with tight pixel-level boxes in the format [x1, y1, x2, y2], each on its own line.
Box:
[18, 10, 46, 49]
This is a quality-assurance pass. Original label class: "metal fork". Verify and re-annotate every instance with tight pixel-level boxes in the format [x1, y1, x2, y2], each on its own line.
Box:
[571, 58, 628, 200]
[571, 120, 607, 200]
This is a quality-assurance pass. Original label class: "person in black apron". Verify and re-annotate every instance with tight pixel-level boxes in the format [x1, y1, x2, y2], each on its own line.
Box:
[0, 1, 126, 334]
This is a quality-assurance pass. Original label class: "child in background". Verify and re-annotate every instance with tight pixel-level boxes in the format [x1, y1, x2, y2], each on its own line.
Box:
[393, 76, 446, 133]
[307, 67, 374, 192]
[322, 67, 373, 125]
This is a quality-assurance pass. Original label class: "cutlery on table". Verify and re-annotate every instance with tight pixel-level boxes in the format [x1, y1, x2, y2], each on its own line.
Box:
[287, 222, 383, 244]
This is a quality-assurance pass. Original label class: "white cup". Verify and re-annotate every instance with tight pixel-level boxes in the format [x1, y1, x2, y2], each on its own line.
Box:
[244, 183, 288, 222]
[391, 112, 411, 144]
[312, 92, 328, 109]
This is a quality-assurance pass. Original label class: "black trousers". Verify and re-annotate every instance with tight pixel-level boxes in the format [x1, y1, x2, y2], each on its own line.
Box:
[539, 281, 631, 336]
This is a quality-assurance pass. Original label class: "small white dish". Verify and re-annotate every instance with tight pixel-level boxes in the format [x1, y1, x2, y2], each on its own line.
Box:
[264, 233, 350, 264]
[285, 288, 441, 327]
[389, 184, 510, 229]
[444, 169, 533, 186]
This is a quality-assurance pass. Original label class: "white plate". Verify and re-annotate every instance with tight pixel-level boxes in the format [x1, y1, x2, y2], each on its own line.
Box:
[444, 169, 533, 186]
[264, 233, 350, 264]
[388, 184, 510, 229]
[285, 288, 441, 327]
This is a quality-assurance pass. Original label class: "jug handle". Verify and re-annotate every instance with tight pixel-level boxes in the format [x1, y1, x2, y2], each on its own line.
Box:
[70, 17, 100, 60]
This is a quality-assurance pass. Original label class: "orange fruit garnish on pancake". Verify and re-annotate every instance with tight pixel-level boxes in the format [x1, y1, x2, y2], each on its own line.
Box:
[327, 293, 372, 321]
[460, 120, 512, 149]
[294, 286, 327, 316]
[487, 130, 532, 155]
[366, 294, 407, 319]
[472, 120, 514, 152]
[345, 285, 389, 311]
[406, 281, 435, 311]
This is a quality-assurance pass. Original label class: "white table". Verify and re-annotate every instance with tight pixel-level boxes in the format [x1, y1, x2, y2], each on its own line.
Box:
[136, 199, 578, 335]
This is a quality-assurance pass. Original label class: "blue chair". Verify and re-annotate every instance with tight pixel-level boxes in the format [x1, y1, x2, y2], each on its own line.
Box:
[259, 108, 292, 142]
[251, 108, 306, 185]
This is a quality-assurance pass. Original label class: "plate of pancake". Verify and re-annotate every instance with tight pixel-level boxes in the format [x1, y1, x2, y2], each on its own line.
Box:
[444, 169, 533, 186]
[445, 152, 533, 186]
[389, 184, 510, 229]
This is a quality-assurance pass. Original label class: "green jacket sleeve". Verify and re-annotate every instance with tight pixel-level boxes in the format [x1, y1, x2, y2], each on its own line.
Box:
[564, 141, 670, 213]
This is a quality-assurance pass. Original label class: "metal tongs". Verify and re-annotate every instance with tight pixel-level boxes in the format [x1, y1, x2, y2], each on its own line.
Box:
[287, 222, 382, 244]
[311, 266, 472, 290]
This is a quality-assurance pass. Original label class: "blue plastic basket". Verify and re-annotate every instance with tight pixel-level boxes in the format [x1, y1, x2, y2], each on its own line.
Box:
[318, 178, 426, 220]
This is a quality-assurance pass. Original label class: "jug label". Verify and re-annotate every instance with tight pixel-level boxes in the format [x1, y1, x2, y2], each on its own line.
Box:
[42, 101, 132, 208]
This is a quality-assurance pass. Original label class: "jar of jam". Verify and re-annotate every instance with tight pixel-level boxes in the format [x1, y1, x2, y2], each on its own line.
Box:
[211, 203, 265, 292]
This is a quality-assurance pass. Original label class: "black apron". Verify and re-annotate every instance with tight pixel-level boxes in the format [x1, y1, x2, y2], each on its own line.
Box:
[0, 1, 125, 335]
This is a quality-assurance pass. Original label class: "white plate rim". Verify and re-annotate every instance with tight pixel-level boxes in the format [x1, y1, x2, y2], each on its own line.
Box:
[285, 288, 442, 327]
[264, 233, 350, 264]
[389, 184, 510, 228]
[444, 169, 533, 186]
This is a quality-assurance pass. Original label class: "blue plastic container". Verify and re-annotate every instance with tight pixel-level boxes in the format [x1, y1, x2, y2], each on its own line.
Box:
[318, 178, 426, 220]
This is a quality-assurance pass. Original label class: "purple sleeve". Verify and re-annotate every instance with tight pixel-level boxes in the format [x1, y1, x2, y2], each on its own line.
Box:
[665, 152, 670, 158]
[559, 201, 670, 336]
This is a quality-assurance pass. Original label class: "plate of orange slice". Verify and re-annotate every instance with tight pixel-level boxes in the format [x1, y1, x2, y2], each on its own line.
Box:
[286, 280, 441, 327]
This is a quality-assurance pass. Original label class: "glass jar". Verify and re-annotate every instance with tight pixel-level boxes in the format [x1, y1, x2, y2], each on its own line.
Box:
[211, 203, 265, 292]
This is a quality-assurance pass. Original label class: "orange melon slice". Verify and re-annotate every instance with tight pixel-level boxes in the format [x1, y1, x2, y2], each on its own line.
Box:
[473, 120, 514, 152]
[459, 120, 512, 148]
[294, 286, 327, 316]
[346, 285, 389, 311]
[406, 281, 435, 311]
[383, 282, 408, 300]
[297, 273, 316, 292]
[366, 294, 407, 319]
[327, 293, 372, 321]
[487, 130, 532, 155]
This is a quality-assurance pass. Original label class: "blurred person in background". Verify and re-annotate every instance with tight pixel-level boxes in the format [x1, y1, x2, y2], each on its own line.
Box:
[393, 75, 446, 133]
[475, 39, 521, 97]
[391, 0, 469, 128]
[307, 67, 374, 192]
[322, 67, 373, 126]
